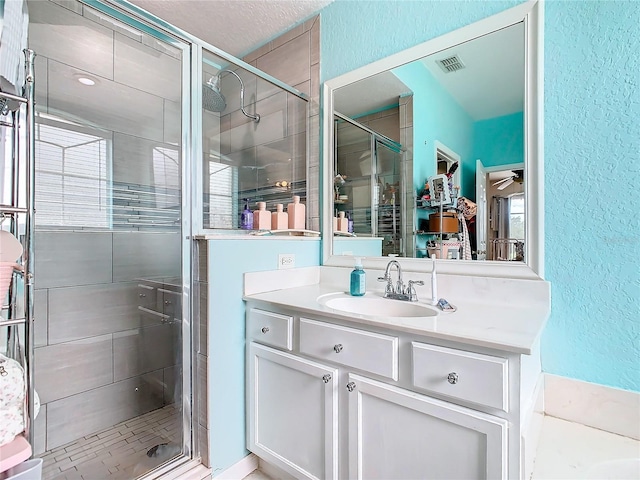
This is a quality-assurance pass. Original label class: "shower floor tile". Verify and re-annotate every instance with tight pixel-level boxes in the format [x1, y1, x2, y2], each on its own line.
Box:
[41, 404, 182, 480]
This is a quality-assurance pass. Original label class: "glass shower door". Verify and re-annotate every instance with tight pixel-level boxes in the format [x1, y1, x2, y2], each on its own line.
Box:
[28, 1, 191, 478]
[375, 140, 404, 256]
[335, 117, 373, 235]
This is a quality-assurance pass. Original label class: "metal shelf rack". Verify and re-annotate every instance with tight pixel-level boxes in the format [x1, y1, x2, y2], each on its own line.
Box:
[1, 49, 36, 445]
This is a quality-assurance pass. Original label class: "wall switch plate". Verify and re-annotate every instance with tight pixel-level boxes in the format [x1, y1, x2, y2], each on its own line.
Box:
[278, 254, 295, 269]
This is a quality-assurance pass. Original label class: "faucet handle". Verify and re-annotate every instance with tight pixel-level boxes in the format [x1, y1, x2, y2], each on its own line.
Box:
[407, 280, 424, 302]
[377, 275, 394, 296]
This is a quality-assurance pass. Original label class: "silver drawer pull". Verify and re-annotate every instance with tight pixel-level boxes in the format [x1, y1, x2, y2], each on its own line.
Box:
[447, 372, 459, 385]
[261, 327, 270, 334]
[346, 382, 356, 392]
[333, 344, 343, 353]
[322, 374, 332, 384]
[139, 293, 146, 298]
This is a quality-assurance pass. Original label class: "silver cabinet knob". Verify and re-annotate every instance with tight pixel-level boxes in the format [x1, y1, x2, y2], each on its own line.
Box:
[346, 382, 356, 392]
[447, 372, 459, 384]
[139, 293, 146, 298]
[333, 344, 343, 353]
[261, 327, 269, 334]
[322, 374, 332, 384]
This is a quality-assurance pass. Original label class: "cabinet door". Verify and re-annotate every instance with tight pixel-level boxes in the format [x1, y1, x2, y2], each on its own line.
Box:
[247, 342, 339, 480]
[347, 374, 507, 480]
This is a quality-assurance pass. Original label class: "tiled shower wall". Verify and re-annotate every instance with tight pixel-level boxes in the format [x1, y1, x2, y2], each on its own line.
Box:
[243, 15, 321, 231]
[33, 231, 181, 453]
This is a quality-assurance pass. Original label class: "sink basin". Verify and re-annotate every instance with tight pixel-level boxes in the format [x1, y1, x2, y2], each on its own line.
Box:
[318, 293, 437, 318]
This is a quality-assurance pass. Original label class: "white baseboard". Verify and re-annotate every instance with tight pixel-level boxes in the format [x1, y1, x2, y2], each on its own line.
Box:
[258, 458, 297, 480]
[544, 374, 640, 440]
[213, 453, 259, 480]
[522, 375, 545, 480]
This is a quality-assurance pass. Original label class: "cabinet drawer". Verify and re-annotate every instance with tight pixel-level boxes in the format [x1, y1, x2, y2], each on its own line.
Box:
[411, 342, 508, 411]
[248, 308, 293, 351]
[299, 318, 398, 380]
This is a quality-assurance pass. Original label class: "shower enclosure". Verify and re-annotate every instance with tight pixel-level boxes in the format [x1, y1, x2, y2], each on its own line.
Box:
[334, 113, 405, 256]
[0, 1, 309, 479]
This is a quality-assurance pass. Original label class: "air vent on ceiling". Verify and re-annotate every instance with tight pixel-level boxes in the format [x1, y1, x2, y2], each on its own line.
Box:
[437, 55, 465, 73]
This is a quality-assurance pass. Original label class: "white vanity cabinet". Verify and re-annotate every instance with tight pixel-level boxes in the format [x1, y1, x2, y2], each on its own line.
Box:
[246, 305, 534, 480]
[347, 373, 507, 480]
[247, 341, 339, 480]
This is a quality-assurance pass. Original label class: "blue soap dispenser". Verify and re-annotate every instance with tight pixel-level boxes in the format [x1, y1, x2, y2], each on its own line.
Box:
[350, 257, 366, 296]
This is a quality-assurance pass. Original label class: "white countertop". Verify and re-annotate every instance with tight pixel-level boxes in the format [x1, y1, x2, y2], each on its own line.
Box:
[243, 268, 550, 355]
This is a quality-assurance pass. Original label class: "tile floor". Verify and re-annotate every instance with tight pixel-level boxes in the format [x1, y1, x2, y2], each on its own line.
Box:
[39, 412, 640, 480]
[531, 416, 640, 479]
[41, 404, 182, 480]
[240, 416, 640, 480]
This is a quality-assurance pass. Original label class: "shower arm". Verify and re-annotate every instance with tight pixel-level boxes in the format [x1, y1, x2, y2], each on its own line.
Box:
[217, 69, 260, 123]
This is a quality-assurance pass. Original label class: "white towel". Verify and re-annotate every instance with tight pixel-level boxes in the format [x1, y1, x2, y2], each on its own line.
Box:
[0, 0, 29, 97]
[458, 212, 472, 260]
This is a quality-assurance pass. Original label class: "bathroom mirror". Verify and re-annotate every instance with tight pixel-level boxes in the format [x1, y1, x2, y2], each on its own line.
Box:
[322, 0, 543, 279]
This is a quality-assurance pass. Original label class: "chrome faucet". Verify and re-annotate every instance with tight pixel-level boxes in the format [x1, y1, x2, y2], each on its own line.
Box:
[378, 260, 424, 302]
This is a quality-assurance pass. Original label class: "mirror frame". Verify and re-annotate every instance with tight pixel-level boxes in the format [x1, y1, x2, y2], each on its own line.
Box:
[322, 0, 544, 280]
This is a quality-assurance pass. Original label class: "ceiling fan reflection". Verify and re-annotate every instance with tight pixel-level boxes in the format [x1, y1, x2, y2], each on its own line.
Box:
[492, 170, 523, 190]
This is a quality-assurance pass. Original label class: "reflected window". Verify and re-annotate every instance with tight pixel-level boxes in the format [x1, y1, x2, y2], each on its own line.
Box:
[207, 161, 236, 229]
[35, 121, 110, 228]
[152, 146, 180, 210]
[509, 194, 524, 240]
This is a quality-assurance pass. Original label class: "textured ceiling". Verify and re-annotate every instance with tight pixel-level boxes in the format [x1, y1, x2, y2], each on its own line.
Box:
[127, 0, 333, 57]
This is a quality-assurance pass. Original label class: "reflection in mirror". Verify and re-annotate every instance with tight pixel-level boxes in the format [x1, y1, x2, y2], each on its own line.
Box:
[331, 22, 527, 263]
[333, 113, 406, 257]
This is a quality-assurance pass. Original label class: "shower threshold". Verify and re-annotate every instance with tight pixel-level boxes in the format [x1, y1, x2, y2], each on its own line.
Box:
[41, 404, 181, 480]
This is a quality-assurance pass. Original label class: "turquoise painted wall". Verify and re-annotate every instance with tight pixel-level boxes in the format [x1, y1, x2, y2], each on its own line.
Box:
[542, 0, 639, 392]
[208, 238, 320, 474]
[333, 237, 382, 257]
[393, 62, 474, 198]
[473, 112, 524, 170]
[320, 0, 640, 392]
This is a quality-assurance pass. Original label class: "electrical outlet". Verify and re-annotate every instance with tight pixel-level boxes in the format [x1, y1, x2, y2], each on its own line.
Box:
[278, 253, 295, 270]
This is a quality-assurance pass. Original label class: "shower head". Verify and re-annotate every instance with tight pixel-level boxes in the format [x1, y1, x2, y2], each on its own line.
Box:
[202, 70, 260, 123]
[203, 76, 226, 113]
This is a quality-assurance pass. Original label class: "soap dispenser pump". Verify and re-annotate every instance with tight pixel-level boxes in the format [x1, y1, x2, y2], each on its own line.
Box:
[350, 257, 366, 296]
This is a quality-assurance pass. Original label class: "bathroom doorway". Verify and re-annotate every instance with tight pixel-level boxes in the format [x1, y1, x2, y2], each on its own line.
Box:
[476, 162, 525, 261]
